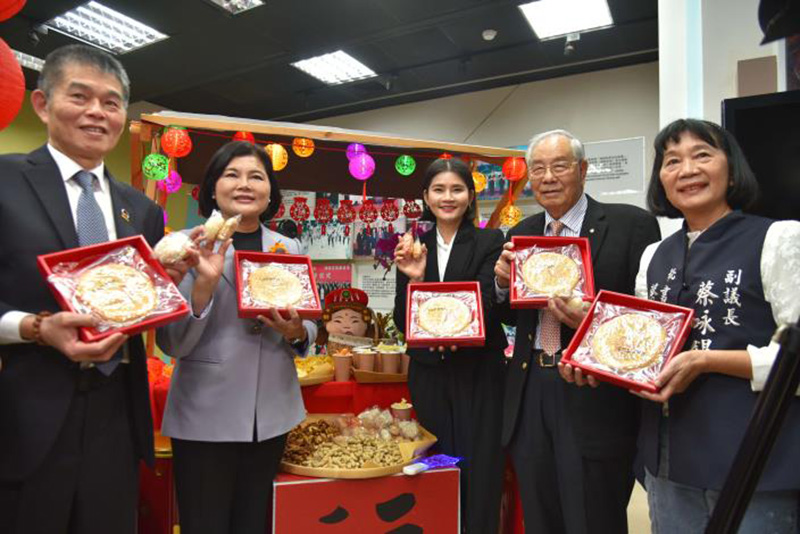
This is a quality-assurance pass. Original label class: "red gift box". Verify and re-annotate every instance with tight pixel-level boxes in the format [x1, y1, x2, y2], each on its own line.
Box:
[273, 468, 460, 533]
[37, 235, 190, 343]
[235, 251, 322, 320]
[561, 290, 695, 393]
[510, 236, 596, 309]
[405, 281, 486, 348]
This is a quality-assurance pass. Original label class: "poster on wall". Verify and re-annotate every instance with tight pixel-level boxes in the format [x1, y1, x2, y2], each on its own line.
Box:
[311, 263, 353, 304]
[354, 262, 396, 313]
[584, 136, 646, 196]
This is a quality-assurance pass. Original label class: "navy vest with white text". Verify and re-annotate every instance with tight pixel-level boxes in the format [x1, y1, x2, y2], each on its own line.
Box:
[638, 211, 800, 490]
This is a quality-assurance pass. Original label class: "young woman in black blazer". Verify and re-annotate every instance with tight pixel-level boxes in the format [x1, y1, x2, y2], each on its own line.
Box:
[393, 158, 507, 533]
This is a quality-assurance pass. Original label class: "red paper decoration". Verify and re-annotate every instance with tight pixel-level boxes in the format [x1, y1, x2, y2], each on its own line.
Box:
[0, 0, 25, 22]
[275, 200, 285, 219]
[289, 197, 310, 234]
[233, 131, 255, 144]
[380, 198, 400, 233]
[403, 199, 422, 220]
[502, 157, 527, 182]
[439, 152, 453, 160]
[0, 38, 24, 131]
[359, 199, 378, 235]
[337, 199, 356, 237]
[191, 185, 200, 201]
[161, 127, 192, 158]
[314, 198, 334, 235]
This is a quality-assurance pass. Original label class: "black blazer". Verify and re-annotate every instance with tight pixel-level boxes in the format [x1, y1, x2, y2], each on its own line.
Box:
[498, 196, 661, 458]
[0, 146, 164, 481]
[393, 221, 508, 366]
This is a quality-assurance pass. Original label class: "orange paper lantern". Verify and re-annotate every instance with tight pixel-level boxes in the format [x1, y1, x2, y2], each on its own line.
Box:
[265, 143, 288, 171]
[292, 137, 315, 157]
[500, 204, 522, 227]
[160, 127, 192, 158]
[0, 0, 25, 22]
[233, 131, 255, 144]
[472, 172, 487, 193]
[502, 157, 527, 182]
[0, 38, 24, 131]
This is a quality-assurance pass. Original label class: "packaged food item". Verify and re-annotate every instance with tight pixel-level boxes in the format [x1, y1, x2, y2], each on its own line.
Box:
[216, 214, 241, 241]
[407, 287, 483, 346]
[46, 244, 187, 333]
[203, 209, 225, 241]
[562, 291, 694, 392]
[515, 244, 586, 298]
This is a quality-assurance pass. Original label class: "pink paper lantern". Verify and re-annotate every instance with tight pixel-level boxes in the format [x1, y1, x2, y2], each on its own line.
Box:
[163, 210, 168, 226]
[156, 170, 183, 194]
[349, 153, 375, 181]
[346, 143, 367, 161]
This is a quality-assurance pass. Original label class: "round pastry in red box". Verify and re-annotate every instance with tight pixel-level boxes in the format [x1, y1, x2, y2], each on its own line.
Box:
[591, 314, 667, 371]
[76, 263, 158, 323]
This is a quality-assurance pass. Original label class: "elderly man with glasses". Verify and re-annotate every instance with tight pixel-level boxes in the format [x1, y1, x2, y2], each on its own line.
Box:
[494, 129, 661, 534]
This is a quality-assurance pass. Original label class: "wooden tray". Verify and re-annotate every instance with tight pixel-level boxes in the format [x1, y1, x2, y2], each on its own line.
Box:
[280, 414, 436, 479]
[298, 372, 334, 387]
[353, 368, 407, 384]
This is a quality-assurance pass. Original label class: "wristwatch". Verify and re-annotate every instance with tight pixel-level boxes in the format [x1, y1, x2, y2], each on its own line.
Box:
[287, 334, 307, 349]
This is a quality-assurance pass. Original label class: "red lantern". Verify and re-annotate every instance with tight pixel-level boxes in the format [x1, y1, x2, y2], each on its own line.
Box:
[0, 38, 24, 131]
[380, 198, 399, 233]
[161, 127, 192, 158]
[0, 0, 25, 22]
[502, 157, 527, 182]
[403, 198, 422, 220]
[314, 198, 334, 235]
[337, 199, 356, 237]
[289, 197, 310, 234]
[233, 131, 255, 144]
[439, 152, 453, 160]
[359, 199, 378, 235]
[275, 201, 285, 219]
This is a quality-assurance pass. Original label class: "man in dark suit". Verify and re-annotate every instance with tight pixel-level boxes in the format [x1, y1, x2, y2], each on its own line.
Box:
[494, 130, 661, 533]
[0, 45, 169, 533]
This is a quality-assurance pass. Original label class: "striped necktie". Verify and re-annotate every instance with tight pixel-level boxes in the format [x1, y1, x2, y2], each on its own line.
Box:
[74, 170, 120, 375]
[540, 220, 564, 356]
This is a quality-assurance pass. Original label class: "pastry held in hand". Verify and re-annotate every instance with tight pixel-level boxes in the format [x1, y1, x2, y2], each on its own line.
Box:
[247, 264, 304, 307]
[76, 263, 157, 323]
[417, 295, 472, 336]
[216, 214, 241, 241]
[591, 313, 667, 371]
[203, 209, 225, 241]
[400, 232, 423, 260]
[153, 232, 194, 264]
[522, 251, 580, 297]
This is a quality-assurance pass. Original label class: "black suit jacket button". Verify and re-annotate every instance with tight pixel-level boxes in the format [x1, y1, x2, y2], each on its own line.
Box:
[528, 334, 532, 341]
[521, 361, 528, 370]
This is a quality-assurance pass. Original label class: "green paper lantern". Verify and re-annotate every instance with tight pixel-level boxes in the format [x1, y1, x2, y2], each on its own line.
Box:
[142, 153, 169, 181]
[395, 155, 416, 176]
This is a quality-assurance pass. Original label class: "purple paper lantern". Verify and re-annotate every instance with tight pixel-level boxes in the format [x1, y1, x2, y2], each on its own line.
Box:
[346, 143, 367, 161]
[349, 153, 375, 181]
[156, 170, 183, 194]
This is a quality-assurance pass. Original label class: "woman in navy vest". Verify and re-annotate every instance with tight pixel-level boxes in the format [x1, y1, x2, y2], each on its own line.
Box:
[392, 158, 507, 533]
[635, 119, 800, 533]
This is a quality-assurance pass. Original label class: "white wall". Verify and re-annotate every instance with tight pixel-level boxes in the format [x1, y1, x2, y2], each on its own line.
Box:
[311, 62, 659, 210]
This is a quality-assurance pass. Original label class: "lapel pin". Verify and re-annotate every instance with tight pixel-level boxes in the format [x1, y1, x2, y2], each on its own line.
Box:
[120, 208, 130, 223]
[589, 228, 595, 234]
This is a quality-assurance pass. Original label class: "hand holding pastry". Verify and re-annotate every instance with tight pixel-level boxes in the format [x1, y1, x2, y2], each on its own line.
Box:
[394, 232, 427, 282]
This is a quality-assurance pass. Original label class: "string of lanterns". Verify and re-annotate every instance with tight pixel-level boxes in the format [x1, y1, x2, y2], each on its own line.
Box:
[141, 126, 524, 228]
[142, 126, 526, 183]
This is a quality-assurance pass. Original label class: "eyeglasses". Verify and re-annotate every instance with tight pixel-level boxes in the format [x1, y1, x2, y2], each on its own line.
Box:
[530, 161, 577, 179]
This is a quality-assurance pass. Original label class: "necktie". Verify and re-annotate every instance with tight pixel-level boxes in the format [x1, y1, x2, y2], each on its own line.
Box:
[74, 171, 120, 375]
[540, 220, 565, 356]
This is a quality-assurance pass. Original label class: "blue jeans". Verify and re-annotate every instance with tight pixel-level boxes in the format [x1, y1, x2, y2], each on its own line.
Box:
[645, 468, 799, 533]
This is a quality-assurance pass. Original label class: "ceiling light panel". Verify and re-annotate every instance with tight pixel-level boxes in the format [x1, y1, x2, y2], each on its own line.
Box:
[45, 1, 168, 54]
[519, 0, 613, 40]
[206, 0, 264, 15]
[291, 50, 378, 85]
[13, 50, 45, 72]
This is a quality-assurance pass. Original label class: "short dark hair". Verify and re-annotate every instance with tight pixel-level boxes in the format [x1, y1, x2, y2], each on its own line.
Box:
[198, 141, 282, 223]
[38, 44, 130, 104]
[647, 119, 759, 218]
[420, 157, 477, 222]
